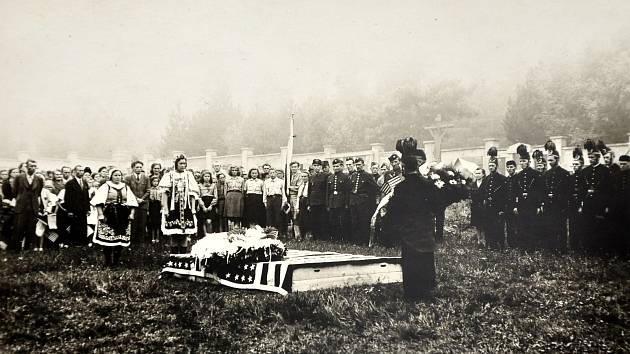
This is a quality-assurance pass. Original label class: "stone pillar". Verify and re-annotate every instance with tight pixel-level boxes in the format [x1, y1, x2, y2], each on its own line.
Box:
[67, 151, 79, 166]
[205, 149, 217, 170]
[482, 138, 500, 170]
[323, 145, 336, 163]
[241, 148, 253, 170]
[423, 140, 435, 162]
[370, 143, 384, 166]
[627, 132, 630, 150]
[17, 150, 30, 163]
[549, 135, 568, 167]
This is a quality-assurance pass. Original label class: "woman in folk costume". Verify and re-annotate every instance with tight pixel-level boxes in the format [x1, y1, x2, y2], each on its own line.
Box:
[91, 169, 138, 267]
[158, 155, 200, 254]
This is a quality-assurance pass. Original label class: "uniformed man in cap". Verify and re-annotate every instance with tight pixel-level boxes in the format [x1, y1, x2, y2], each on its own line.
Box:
[568, 147, 585, 251]
[617, 154, 630, 257]
[539, 149, 570, 252]
[307, 159, 329, 240]
[579, 139, 612, 254]
[349, 157, 379, 245]
[479, 147, 507, 249]
[513, 144, 541, 250]
[382, 153, 402, 184]
[504, 160, 518, 247]
[326, 159, 351, 242]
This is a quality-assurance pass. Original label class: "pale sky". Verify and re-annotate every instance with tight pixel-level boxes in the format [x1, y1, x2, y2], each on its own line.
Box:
[1, 0, 629, 153]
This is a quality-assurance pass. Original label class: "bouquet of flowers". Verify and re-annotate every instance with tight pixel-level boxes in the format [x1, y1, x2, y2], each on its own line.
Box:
[191, 226, 287, 267]
[426, 164, 469, 209]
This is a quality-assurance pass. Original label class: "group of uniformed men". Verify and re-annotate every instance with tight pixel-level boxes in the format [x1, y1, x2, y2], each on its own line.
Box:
[305, 157, 380, 245]
[474, 139, 629, 256]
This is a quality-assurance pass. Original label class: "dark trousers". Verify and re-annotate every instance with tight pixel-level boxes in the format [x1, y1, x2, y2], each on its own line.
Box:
[350, 201, 374, 245]
[14, 212, 37, 251]
[131, 207, 147, 245]
[505, 212, 518, 248]
[328, 207, 349, 242]
[309, 205, 328, 240]
[68, 212, 88, 246]
[401, 246, 435, 301]
[266, 196, 283, 231]
[103, 246, 123, 266]
[542, 211, 567, 252]
[484, 215, 505, 249]
[568, 211, 583, 251]
[434, 208, 445, 243]
[516, 207, 538, 250]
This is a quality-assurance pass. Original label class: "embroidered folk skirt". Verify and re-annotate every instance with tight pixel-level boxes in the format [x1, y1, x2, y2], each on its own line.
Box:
[224, 191, 244, 218]
[162, 196, 197, 235]
[94, 203, 132, 247]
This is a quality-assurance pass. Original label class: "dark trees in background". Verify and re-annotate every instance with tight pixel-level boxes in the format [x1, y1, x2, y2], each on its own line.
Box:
[503, 36, 630, 145]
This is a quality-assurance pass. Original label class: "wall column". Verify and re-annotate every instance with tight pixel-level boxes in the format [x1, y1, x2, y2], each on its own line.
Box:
[205, 149, 217, 170]
[423, 140, 435, 162]
[370, 143, 384, 166]
[241, 148, 253, 170]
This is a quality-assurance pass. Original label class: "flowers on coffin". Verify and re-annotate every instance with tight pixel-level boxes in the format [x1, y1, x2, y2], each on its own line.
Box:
[190, 225, 286, 265]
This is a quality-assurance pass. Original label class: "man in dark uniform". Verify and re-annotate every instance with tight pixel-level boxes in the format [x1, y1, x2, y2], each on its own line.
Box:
[384, 137, 438, 301]
[539, 150, 570, 253]
[604, 148, 623, 254]
[326, 159, 350, 242]
[479, 147, 506, 249]
[533, 150, 547, 173]
[382, 154, 402, 184]
[579, 139, 612, 254]
[504, 160, 518, 248]
[617, 155, 630, 257]
[568, 147, 585, 252]
[349, 158, 379, 245]
[307, 159, 328, 240]
[513, 144, 541, 250]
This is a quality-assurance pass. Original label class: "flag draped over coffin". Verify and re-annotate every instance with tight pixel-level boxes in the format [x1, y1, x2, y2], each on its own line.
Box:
[162, 250, 402, 295]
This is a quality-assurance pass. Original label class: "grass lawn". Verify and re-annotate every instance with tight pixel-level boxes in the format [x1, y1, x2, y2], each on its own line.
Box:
[1, 208, 629, 353]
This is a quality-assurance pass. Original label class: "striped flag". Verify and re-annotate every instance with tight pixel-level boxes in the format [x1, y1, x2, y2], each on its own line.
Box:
[380, 174, 404, 196]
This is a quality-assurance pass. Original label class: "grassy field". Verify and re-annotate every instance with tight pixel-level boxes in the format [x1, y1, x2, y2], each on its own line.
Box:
[1, 207, 629, 353]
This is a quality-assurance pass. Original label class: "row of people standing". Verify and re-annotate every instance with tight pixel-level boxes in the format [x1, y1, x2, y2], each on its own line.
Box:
[468, 139, 629, 256]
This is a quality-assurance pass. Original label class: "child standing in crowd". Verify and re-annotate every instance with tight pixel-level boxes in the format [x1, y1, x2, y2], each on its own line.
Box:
[197, 171, 217, 236]
[214, 173, 227, 232]
[243, 168, 266, 227]
[147, 176, 162, 244]
[224, 166, 245, 230]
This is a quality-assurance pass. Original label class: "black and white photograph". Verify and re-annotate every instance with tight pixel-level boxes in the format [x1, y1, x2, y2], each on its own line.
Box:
[1, 1, 629, 352]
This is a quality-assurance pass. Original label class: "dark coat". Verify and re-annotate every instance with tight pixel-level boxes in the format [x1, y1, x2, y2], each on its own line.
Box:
[124, 173, 150, 210]
[326, 172, 350, 209]
[308, 172, 328, 207]
[349, 170, 379, 206]
[579, 163, 612, 216]
[64, 178, 90, 214]
[478, 171, 507, 216]
[13, 174, 44, 214]
[468, 179, 484, 227]
[385, 173, 437, 252]
[514, 166, 541, 215]
[539, 165, 570, 214]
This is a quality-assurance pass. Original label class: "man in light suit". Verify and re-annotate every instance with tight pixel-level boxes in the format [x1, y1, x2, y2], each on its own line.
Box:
[125, 160, 150, 245]
[63, 165, 90, 246]
[12, 159, 44, 252]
